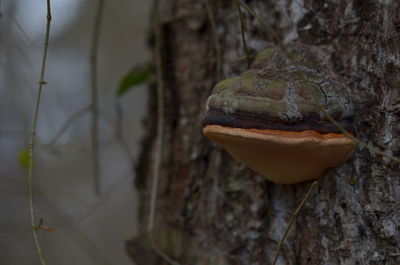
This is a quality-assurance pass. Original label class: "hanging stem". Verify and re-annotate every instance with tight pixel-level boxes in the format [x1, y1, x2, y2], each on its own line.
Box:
[272, 181, 319, 265]
[28, 1, 52, 264]
[90, 0, 105, 195]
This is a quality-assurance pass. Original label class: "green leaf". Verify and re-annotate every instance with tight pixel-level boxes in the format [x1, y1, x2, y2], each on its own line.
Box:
[18, 148, 30, 171]
[117, 63, 151, 96]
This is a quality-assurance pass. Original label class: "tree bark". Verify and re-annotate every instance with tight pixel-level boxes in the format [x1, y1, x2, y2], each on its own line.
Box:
[127, 1, 400, 265]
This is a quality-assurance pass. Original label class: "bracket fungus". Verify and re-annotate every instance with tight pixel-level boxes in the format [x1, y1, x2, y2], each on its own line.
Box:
[202, 46, 356, 184]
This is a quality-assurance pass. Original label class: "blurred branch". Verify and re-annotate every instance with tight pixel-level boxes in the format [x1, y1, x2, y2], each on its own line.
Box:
[41, 108, 118, 154]
[28, 1, 52, 264]
[44, 106, 90, 147]
[90, 0, 105, 196]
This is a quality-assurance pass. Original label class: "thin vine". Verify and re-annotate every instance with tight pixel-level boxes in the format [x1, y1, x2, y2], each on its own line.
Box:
[272, 181, 319, 265]
[28, 1, 52, 264]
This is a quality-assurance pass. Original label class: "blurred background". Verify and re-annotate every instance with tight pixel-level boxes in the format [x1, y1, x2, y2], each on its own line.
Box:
[0, 0, 150, 264]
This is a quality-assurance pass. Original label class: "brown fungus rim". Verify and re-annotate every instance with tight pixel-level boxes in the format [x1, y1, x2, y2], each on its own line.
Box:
[203, 124, 356, 143]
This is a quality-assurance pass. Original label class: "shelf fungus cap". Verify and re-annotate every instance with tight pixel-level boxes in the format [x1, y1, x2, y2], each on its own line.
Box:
[202, 46, 356, 184]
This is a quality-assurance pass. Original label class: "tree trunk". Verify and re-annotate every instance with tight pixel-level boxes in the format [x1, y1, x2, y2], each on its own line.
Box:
[127, 1, 400, 265]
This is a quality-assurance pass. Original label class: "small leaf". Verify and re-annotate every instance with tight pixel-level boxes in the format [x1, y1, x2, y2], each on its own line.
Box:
[117, 63, 152, 96]
[18, 148, 30, 171]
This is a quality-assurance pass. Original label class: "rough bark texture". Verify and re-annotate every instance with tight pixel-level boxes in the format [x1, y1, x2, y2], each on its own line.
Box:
[127, 1, 400, 265]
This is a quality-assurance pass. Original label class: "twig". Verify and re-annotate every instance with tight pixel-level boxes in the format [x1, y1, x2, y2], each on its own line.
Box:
[90, 0, 105, 196]
[203, 0, 222, 81]
[28, 1, 52, 264]
[272, 181, 319, 265]
[239, 0, 400, 165]
[235, 0, 251, 67]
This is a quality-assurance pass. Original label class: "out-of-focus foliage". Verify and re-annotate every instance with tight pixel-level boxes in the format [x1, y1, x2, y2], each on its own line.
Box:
[18, 148, 30, 171]
[117, 63, 151, 96]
